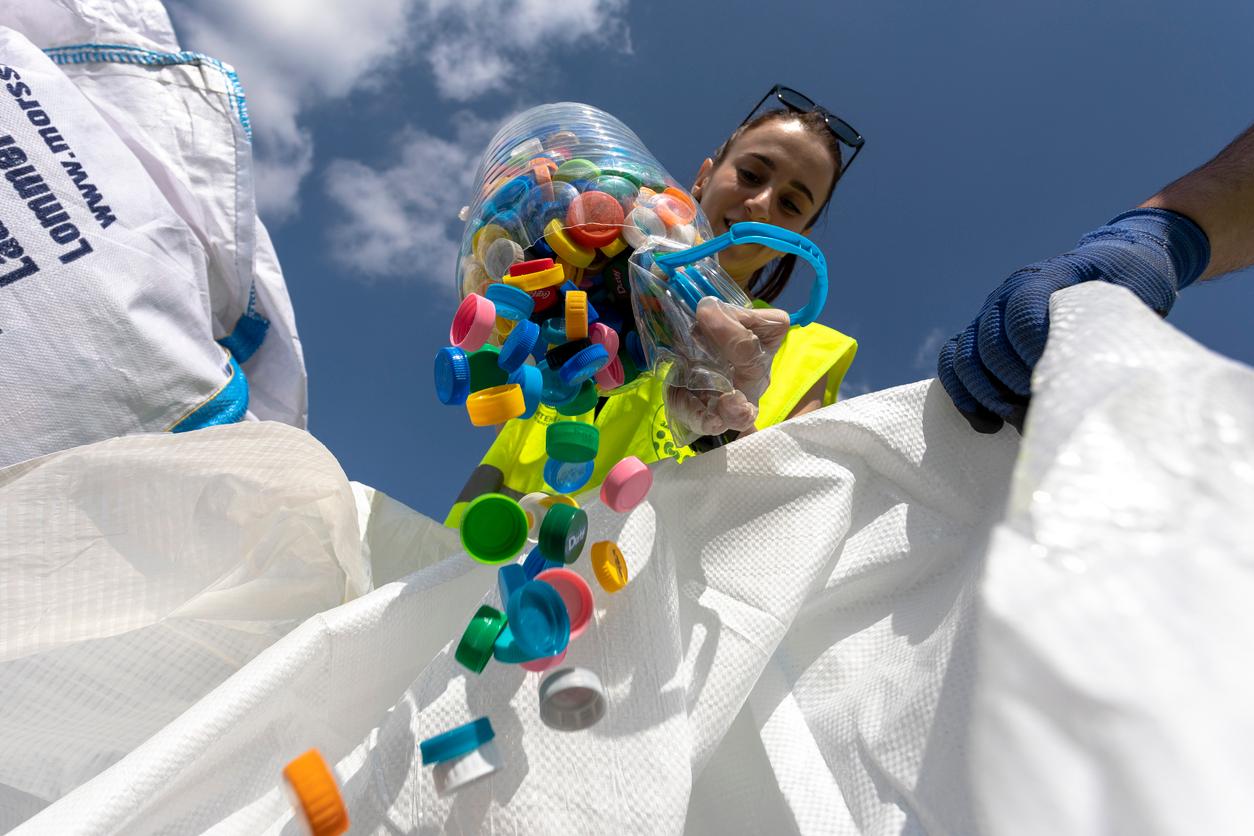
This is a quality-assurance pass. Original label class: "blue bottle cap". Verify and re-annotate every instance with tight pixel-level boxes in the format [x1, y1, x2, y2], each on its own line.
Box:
[522, 545, 548, 580]
[540, 316, 567, 346]
[498, 563, 527, 606]
[626, 331, 647, 369]
[499, 319, 540, 373]
[487, 176, 531, 213]
[539, 360, 581, 407]
[557, 343, 610, 386]
[508, 364, 542, 419]
[486, 283, 535, 321]
[492, 623, 539, 663]
[505, 580, 571, 660]
[434, 346, 471, 405]
[528, 237, 555, 260]
[544, 458, 594, 494]
[420, 717, 495, 765]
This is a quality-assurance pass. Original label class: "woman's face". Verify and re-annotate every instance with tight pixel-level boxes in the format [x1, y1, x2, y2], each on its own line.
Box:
[692, 119, 836, 283]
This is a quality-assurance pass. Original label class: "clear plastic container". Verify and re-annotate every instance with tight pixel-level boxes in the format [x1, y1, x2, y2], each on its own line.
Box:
[457, 103, 766, 446]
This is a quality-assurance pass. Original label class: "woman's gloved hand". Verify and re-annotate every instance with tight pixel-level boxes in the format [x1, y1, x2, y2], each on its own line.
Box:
[937, 207, 1210, 433]
[665, 297, 790, 438]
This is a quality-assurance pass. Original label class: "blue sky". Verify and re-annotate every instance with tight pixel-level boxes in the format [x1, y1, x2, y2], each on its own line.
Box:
[170, 0, 1254, 521]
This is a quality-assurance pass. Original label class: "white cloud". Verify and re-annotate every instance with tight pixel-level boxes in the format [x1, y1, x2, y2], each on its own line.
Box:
[914, 326, 949, 372]
[167, 0, 630, 222]
[324, 116, 500, 288]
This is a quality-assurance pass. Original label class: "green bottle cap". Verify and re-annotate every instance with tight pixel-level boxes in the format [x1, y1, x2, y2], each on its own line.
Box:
[538, 503, 589, 564]
[546, 422, 600, 463]
[469, 345, 509, 392]
[455, 605, 507, 673]
[460, 493, 528, 564]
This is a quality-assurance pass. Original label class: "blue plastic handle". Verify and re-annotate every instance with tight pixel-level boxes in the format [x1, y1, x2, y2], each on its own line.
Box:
[653, 222, 828, 326]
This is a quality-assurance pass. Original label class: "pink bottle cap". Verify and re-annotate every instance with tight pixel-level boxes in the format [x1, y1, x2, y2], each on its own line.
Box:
[588, 322, 620, 357]
[450, 293, 495, 351]
[594, 356, 625, 391]
[521, 647, 567, 673]
[601, 456, 652, 513]
[535, 567, 594, 640]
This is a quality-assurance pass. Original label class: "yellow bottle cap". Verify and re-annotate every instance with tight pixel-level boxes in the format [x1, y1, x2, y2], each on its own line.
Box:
[600, 237, 627, 257]
[565, 290, 589, 340]
[282, 749, 349, 836]
[496, 316, 515, 339]
[544, 219, 594, 267]
[466, 384, 525, 426]
[504, 263, 565, 293]
[591, 541, 628, 593]
[539, 493, 579, 510]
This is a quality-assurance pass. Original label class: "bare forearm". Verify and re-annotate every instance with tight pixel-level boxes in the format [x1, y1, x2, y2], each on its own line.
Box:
[1140, 122, 1254, 280]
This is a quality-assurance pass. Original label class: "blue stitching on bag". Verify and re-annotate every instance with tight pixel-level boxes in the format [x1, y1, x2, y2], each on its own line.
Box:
[43, 42, 251, 140]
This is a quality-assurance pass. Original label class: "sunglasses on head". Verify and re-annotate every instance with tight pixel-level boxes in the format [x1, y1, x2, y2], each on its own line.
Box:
[741, 84, 865, 181]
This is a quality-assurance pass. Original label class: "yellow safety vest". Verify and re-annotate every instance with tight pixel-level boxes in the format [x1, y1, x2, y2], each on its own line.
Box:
[445, 318, 857, 526]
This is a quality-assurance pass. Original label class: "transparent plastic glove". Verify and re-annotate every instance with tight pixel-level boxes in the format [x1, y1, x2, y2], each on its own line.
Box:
[664, 298, 790, 438]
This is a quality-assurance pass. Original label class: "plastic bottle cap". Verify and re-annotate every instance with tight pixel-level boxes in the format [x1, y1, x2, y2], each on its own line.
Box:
[538, 667, 607, 732]
[468, 345, 508, 392]
[595, 356, 625, 391]
[545, 338, 593, 370]
[465, 384, 525, 427]
[432, 739, 502, 795]
[564, 290, 589, 340]
[520, 647, 567, 673]
[509, 257, 555, 276]
[506, 580, 571, 659]
[539, 360, 581, 407]
[622, 207, 666, 249]
[544, 218, 595, 267]
[498, 320, 540, 373]
[538, 502, 589, 564]
[492, 623, 537, 664]
[588, 322, 620, 357]
[591, 541, 628, 592]
[566, 191, 626, 249]
[601, 456, 653, 512]
[600, 237, 627, 257]
[451, 294, 495, 351]
[498, 563, 527, 606]
[484, 237, 524, 281]
[667, 223, 696, 246]
[434, 347, 471, 406]
[555, 380, 599, 416]
[554, 158, 601, 182]
[282, 749, 349, 836]
[557, 344, 611, 387]
[522, 544, 548, 578]
[504, 263, 566, 292]
[507, 364, 542, 419]
[535, 567, 594, 639]
[420, 717, 495, 766]
[486, 282, 535, 321]
[544, 458, 594, 494]
[455, 604, 508, 672]
[539, 494, 579, 509]
[546, 422, 600, 463]
[473, 224, 510, 263]
[460, 493, 528, 563]
[654, 188, 697, 226]
[496, 316, 515, 339]
[529, 284, 561, 315]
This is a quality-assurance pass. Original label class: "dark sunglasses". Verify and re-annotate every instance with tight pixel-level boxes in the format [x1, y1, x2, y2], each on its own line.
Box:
[741, 84, 865, 182]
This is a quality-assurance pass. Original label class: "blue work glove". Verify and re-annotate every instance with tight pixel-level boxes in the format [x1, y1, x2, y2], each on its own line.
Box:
[937, 207, 1210, 433]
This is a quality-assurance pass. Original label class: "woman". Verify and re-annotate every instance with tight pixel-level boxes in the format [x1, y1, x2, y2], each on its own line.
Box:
[446, 90, 860, 524]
